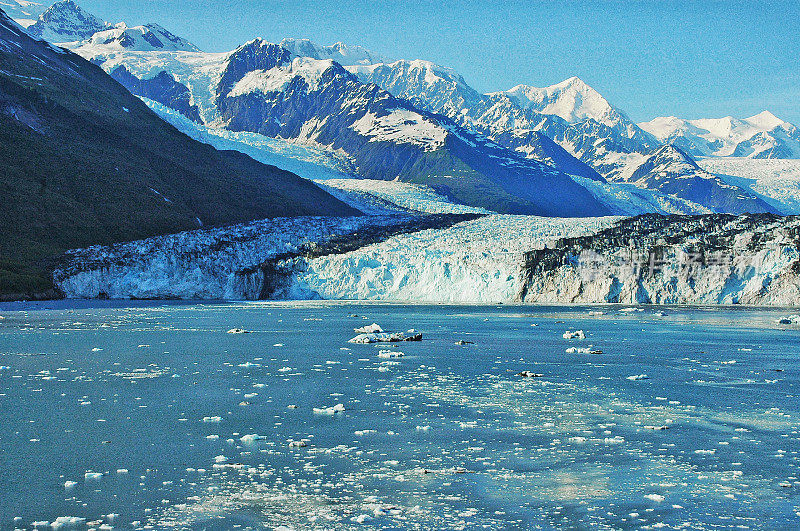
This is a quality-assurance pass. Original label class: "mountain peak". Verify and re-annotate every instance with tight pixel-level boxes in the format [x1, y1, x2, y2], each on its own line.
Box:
[84, 21, 200, 52]
[279, 37, 387, 66]
[745, 110, 785, 130]
[26, 0, 108, 42]
[502, 76, 623, 127]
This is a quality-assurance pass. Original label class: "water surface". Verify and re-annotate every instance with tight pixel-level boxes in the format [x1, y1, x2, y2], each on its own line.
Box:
[0, 301, 798, 529]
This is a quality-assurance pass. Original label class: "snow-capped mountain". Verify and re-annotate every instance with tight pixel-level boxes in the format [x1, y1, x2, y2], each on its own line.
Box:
[500, 77, 634, 131]
[347, 58, 657, 177]
[612, 145, 775, 214]
[84, 22, 199, 52]
[279, 38, 389, 66]
[25, 0, 107, 42]
[348, 59, 484, 117]
[639, 111, 800, 159]
[26, 0, 799, 217]
[2, 0, 45, 27]
[212, 39, 610, 216]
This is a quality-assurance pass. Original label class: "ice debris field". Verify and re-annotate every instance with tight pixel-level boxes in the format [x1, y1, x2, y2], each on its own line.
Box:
[0, 301, 798, 529]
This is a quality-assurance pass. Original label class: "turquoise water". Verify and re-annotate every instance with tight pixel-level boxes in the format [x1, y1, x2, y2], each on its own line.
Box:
[0, 301, 798, 529]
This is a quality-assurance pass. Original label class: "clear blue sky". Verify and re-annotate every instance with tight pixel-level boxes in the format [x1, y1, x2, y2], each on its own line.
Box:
[77, 0, 800, 124]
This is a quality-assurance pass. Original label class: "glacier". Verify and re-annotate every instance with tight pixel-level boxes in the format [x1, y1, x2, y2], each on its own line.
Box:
[54, 210, 800, 306]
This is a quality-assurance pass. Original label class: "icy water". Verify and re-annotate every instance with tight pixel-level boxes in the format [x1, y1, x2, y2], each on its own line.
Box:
[0, 301, 798, 530]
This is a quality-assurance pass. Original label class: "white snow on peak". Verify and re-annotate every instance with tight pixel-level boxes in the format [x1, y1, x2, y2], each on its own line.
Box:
[279, 37, 388, 66]
[639, 111, 799, 158]
[745, 110, 786, 131]
[2, 0, 45, 27]
[228, 57, 335, 96]
[26, 0, 108, 42]
[83, 22, 200, 52]
[350, 108, 448, 150]
[497, 76, 625, 127]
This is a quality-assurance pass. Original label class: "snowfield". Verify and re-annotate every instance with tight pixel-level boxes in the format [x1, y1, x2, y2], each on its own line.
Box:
[699, 157, 800, 214]
[143, 99, 354, 180]
[69, 46, 229, 122]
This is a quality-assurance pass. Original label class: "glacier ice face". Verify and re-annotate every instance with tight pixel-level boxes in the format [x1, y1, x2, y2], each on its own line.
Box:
[54, 211, 800, 306]
[54, 214, 482, 300]
[287, 215, 620, 303]
[55, 216, 394, 299]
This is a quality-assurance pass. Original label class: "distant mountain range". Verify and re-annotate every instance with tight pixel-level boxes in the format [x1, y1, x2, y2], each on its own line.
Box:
[0, 6, 357, 298]
[7, 0, 796, 222]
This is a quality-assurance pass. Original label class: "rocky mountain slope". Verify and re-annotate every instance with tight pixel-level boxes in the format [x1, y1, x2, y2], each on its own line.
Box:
[0, 7, 358, 299]
[520, 213, 800, 305]
[611, 145, 776, 214]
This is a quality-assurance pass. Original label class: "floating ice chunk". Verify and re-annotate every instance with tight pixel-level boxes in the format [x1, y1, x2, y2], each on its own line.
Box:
[288, 439, 307, 448]
[352, 514, 373, 524]
[644, 425, 670, 430]
[116, 468, 128, 474]
[202, 416, 223, 423]
[240, 434, 267, 444]
[355, 429, 377, 436]
[455, 340, 475, 345]
[277, 367, 293, 372]
[626, 374, 649, 381]
[378, 350, 404, 358]
[287, 404, 298, 409]
[313, 403, 345, 415]
[0, 366, 9, 370]
[84, 472, 102, 480]
[91, 348, 102, 352]
[518, 371, 543, 378]
[349, 332, 422, 344]
[644, 493, 665, 503]
[777, 315, 799, 324]
[415, 425, 431, 432]
[354, 323, 383, 333]
[64, 480, 78, 489]
[237, 362, 260, 368]
[562, 330, 586, 340]
[213, 455, 228, 463]
[227, 328, 249, 334]
[694, 449, 716, 455]
[588, 310, 605, 316]
[620, 307, 644, 313]
[205, 435, 219, 440]
[565, 347, 602, 354]
[50, 516, 86, 529]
